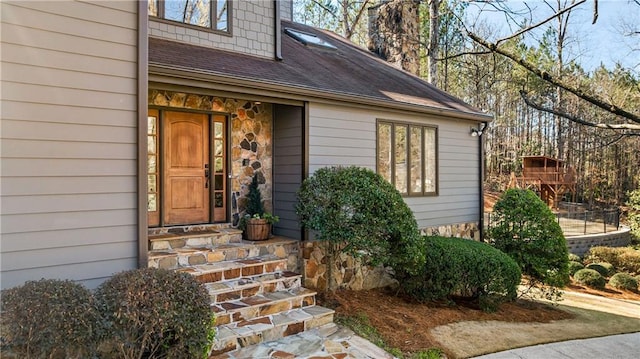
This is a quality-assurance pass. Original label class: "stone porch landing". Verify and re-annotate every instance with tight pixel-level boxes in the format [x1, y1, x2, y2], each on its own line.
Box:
[211, 322, 396, 359]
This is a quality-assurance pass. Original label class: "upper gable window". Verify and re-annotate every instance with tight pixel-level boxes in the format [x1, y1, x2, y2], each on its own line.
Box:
[149, 0, 229, 32]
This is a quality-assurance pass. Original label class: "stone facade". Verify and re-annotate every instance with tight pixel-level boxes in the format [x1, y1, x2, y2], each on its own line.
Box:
[367, 0, 421, 75]
[301, 241, 397, 292]
[301, 221, 480, 291]
[149, 0, 275, 58]
[149, 90, 273, 226]
[420, 222, 481, 241]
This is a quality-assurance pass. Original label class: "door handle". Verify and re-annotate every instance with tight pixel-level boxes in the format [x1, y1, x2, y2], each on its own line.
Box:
[204, 164, 210, 188]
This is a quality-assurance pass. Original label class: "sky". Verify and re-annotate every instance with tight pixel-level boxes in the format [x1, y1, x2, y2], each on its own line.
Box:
[468, 0, 640, 73]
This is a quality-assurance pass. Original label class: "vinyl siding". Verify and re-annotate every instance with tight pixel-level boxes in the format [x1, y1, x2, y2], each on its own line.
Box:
[0, 1, 139, 289]
[308, 102, 480, 230]
[272, 105, 304, 240]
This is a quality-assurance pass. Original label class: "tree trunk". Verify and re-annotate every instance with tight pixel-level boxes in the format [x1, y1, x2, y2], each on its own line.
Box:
[428, 0, 439, 84]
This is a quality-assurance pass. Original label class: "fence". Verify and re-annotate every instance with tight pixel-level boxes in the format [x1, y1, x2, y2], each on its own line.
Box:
[484, 208, 620, 237]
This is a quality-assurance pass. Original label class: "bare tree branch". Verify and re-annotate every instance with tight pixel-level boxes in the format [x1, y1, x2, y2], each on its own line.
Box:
[436, 50, 492, 61]
[520, 90, 640, 130]
[466, 30, 640, 123]
[496, 0, 586, 45]
[311, 0, 338, 18]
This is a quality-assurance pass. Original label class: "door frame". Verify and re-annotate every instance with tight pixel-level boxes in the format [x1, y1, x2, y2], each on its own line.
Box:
[148, 107, 230, 227]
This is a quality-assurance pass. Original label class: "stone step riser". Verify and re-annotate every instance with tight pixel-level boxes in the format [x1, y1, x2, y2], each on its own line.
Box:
[211, 307, 335, 356]
[214, 291, 316, 327]
[208, 276, 302, 304]
[148, 240, 299, 271]
[187, 259, 289, 285]
[150, 232, 243, 251]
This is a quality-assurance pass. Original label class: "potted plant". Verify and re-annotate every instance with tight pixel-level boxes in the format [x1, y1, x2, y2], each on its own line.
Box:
[240, 173, 279, 240]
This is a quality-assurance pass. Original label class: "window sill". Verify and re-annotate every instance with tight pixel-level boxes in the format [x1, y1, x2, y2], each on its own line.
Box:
[149, 17, 232, 37]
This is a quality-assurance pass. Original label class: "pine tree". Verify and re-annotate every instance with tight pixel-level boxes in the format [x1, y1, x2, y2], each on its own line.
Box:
[245, 174, 265, 217]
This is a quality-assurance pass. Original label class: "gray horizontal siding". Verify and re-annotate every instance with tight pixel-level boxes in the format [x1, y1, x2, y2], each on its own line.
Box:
[308, 102, 480, 229]
[0, 1, 139, 289]
[273, 105, 303, 240]
[1, 226, 138, 252]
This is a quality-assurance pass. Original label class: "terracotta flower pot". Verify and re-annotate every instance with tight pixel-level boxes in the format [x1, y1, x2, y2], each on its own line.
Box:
[245, 218, 271, 241]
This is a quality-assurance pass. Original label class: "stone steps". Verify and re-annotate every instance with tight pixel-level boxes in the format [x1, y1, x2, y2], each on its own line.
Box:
[213, 287, 317, 325]
[177, 255, 289, 283]
[204, 271, 302, 303]
[148, 227, 334, 357]
[211, 306, 335, 356]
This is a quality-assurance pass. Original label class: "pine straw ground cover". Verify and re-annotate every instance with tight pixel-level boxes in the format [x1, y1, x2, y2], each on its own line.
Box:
[319, 286, 640, 359]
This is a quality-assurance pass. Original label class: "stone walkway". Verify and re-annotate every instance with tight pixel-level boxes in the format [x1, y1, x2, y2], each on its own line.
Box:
[211, 322, 396, 359]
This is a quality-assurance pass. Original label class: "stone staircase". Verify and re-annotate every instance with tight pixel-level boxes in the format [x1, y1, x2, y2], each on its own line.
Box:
[147, 224, 334, 357]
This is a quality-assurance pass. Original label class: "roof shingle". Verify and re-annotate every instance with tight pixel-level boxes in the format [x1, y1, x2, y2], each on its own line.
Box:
[149, 20, 488, 119]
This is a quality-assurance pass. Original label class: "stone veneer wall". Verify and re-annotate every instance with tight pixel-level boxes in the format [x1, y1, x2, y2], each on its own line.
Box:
[149, 90, 273, 226]
[302, 221, 479, 291]
[565, 227, 631, 257]
[420, 222, 481, 241]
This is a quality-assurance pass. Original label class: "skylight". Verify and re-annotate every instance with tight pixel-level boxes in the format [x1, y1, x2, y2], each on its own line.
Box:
[285, 28, 337, 50]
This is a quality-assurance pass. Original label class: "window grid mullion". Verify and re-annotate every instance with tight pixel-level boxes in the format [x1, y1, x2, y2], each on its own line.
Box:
[421, 126, 426, 196]
[404, 125, 413, 196]
[390, 123, 396, 194]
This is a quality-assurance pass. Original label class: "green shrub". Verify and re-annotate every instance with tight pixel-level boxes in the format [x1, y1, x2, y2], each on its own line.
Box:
[488, 189, 570, 288]
[627, 188, 640, 241]
[402, 236, 521, 312]
[0, 279, 99, 358]
[95, 268, 215, 359]
[585, 246, 640, 275]
[574, 269, 606, 289]
[296, 166, 424, 290]
[608, 273, 638, 291]
[568, 253, 581, 262]
[568, 261, 585, 276]
[585, 262, 614, 277]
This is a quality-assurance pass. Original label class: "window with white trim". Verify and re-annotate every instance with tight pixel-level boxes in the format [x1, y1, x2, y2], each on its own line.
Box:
[149, 0, 229, 32]
[377, 121, 438, 196]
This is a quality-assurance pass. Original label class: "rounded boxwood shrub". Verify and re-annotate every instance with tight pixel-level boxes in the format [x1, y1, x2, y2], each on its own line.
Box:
[95, 268, 215, 359]
[488, 189, 570, 288]
[573, 268, 606, 289]
[402, 236, 521, 312]
[296, 166, 424, 289]
[568, 261, 585, 276]
[585, 246, 640, 275]
[568, 253, 581, 262]
[585, 262, 614, 277]
[608, 273, 638, 291]
[0, 279, 99, 358]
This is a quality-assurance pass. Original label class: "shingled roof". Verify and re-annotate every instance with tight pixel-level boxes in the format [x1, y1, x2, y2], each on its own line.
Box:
[149, 20, 490, 121]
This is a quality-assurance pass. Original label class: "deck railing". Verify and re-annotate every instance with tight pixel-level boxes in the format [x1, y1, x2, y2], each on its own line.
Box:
[484, 208, 620, 237]
[519, 169, 576, 185]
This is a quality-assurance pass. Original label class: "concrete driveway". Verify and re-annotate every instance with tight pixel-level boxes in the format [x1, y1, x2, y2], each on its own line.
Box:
[472, 332, 640, 359]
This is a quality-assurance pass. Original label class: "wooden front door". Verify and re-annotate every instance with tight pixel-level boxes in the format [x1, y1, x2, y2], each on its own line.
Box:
[163, 111, 210, 225]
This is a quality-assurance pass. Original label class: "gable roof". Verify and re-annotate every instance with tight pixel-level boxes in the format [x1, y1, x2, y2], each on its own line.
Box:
[149, 20, 491, 121]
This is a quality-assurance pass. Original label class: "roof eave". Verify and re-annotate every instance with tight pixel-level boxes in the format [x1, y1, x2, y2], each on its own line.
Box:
[148, 63, 494, 122]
